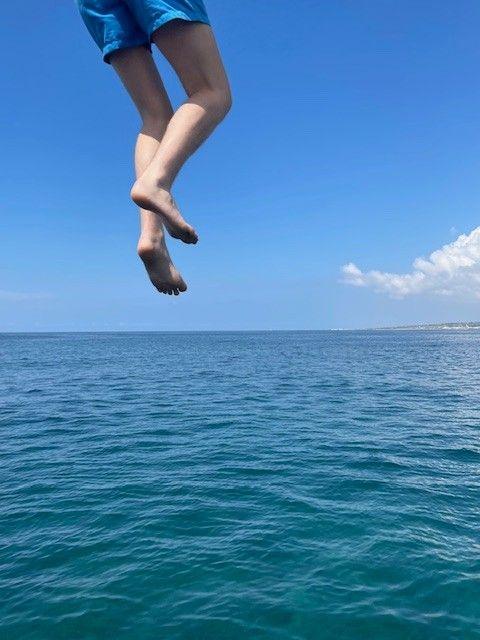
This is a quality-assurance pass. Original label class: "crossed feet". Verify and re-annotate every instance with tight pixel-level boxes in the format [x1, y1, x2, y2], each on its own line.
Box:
[132, 171, 195, 296]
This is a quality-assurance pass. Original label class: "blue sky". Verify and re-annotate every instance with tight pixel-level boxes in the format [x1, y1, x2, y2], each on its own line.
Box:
[2, 0, 480, 330]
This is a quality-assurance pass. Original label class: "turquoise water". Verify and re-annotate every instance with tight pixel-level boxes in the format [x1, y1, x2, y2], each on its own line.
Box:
[1, 331, 479, 639]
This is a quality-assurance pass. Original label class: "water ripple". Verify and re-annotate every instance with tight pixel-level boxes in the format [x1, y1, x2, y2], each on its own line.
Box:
[1, 331, 479, 639]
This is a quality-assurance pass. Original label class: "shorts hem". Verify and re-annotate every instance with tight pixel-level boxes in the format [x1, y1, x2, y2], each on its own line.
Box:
[149, 10, 210, 40]
[103, 39, 151, 64]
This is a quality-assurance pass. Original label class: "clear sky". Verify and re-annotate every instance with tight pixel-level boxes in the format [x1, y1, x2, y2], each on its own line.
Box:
[2, 0, 480, 330]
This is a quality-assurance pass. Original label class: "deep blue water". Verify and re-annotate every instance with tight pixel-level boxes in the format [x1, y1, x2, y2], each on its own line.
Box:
[1, 331, 479, 639]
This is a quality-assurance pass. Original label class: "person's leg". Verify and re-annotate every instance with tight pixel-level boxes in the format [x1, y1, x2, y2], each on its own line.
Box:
[111, 46, 187, 295]
[130, 21, 232, 244]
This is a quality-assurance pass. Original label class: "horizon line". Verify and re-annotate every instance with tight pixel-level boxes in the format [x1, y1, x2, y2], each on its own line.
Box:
[1, 322, 480, 335]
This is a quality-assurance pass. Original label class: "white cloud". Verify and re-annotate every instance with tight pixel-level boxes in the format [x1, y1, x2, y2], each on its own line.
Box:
[342, 227, 480, 299]
[0, 290, 53, 302]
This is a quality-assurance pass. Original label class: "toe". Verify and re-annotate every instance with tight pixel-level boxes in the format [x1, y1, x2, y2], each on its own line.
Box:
[184, 226, 198, 244]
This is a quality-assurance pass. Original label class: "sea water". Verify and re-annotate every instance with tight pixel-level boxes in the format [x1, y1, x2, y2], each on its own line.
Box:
[1, 331, 479, 639]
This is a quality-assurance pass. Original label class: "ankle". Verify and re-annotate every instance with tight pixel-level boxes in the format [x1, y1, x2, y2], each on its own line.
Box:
[153, 174, 174, 192]
[138, 232, 162, 252]
[138, 166, 174, 192]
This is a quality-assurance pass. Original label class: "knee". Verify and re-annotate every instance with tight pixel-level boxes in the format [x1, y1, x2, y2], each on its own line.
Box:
[206, 86, 232, 123]
[139, 105, 174, 133]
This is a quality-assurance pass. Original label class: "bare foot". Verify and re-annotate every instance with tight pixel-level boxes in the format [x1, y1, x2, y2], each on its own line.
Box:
[137, 234, 187, 295]
[131, 177, 198, 245]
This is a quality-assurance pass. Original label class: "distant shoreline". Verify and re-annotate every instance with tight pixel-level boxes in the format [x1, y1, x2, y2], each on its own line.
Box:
[373, 322, 480, 331]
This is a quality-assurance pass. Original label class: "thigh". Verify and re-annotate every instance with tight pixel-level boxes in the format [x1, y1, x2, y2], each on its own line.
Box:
[111, 46, 173, 120]
[152, 21, 230, 96]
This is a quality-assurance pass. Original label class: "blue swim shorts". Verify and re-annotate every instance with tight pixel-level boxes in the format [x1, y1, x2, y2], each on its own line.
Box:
[76, 0, 210, 63]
